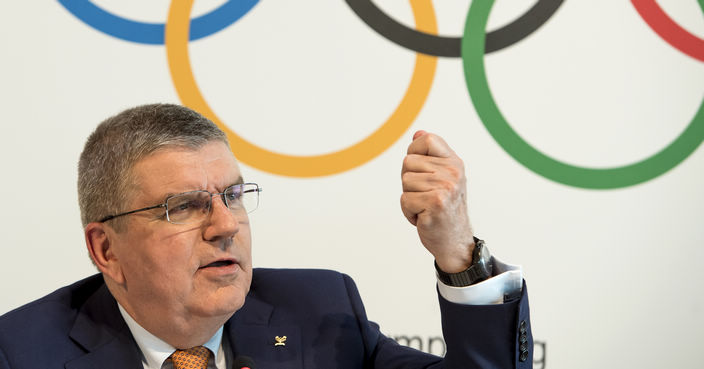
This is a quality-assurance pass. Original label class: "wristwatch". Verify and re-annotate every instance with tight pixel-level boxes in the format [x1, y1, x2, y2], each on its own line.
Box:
[435, 237, 493, 287]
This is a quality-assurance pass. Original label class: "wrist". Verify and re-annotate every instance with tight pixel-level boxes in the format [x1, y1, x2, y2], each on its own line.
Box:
[435, 237, 493, 287]
[434, 237, 476, 273]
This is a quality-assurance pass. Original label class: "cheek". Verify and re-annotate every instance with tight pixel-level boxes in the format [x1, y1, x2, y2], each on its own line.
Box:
[119, 233, 199, 288]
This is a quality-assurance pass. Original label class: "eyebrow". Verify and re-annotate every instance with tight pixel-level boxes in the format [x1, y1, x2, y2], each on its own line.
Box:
[224, 176, 245, 191]
[160, 176, 246, 201]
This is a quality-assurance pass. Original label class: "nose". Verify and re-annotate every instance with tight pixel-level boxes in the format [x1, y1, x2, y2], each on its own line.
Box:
[202, 194, 241, 245]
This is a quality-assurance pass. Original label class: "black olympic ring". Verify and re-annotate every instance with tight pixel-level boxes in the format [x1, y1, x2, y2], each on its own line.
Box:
[345, 0, 564, 56]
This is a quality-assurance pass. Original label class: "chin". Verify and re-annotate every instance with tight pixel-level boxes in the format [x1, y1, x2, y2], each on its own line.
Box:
[195, 285, 248, 318]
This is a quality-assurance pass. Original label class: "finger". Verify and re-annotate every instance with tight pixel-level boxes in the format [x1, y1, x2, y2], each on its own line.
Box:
[401, 191, 448, 227]
[401, 192, 418, 226]
[403, 156, 466, 190]
[413, 130, 427, 140]
[402, 154, 455, 175]
[402, 171, 456, 192]
[407, 132, 454, 158]
[402, 171, 433, 192]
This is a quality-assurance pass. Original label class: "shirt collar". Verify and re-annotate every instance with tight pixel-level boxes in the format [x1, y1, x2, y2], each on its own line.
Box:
[118, 303, 224, 368]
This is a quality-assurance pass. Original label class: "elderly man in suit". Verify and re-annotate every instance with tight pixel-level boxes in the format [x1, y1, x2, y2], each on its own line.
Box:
[0, 104, 531, 368]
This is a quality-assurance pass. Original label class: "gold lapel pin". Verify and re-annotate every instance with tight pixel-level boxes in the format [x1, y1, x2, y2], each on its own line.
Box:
[274, 336, 287, 347]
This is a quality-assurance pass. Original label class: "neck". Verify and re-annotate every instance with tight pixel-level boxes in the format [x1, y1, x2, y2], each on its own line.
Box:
[107, 281, 232, 349]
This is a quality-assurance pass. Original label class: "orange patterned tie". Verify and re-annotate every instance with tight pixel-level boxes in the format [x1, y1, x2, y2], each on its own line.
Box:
[171, 346, 210, 369]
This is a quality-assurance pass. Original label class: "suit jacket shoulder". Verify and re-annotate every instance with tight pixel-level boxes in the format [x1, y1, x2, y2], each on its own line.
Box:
[0, 274, 142, 369]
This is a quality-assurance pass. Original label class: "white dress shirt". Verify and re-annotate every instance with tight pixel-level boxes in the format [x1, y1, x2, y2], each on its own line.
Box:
[118, 305, 227, 369]
[438, 258, 523, 305]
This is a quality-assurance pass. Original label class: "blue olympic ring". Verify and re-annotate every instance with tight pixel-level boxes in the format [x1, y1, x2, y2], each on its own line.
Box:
[57, 0, 258, 45]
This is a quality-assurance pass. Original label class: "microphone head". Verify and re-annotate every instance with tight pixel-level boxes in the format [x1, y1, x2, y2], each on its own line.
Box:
[232, 355, 256, 369]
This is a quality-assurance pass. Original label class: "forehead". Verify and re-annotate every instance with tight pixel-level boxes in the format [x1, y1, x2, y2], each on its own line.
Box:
[130, 141, 241, 202]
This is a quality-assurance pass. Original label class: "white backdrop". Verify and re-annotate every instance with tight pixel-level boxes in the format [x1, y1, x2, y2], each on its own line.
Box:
[1, 1, 703, 368]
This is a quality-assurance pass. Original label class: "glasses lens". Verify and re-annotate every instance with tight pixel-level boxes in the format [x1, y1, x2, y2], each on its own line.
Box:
[224, 183, 260, 214]
[166, 191, 211, 224]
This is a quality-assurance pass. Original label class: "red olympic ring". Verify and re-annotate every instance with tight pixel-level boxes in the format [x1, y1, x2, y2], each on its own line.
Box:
[631, 0, 704, 62]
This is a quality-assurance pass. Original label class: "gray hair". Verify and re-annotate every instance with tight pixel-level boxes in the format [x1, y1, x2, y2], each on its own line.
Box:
[77, 103, 228, 230]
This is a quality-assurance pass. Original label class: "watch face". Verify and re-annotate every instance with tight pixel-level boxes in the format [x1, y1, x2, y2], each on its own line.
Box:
[479, 244, 491, 264]
[435, 238, 493, 286]
[476, 241, 493, 278]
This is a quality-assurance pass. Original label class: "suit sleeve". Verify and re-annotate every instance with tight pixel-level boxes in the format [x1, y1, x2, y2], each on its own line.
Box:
[340, 274, 533, 369]
[439, 281, 533, 368]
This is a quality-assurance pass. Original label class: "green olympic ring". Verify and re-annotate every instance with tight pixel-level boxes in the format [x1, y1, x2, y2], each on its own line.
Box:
[463, 0, 704, 189]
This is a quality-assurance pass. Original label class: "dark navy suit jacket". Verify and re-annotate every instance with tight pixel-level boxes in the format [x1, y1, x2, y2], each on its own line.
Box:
[0, 269, 532, 368]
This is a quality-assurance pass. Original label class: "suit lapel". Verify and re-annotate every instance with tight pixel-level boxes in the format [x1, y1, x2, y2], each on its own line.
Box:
[226, 294, 302, 369]
[63, 275, 304, 369]
[65, 282, 143, 369]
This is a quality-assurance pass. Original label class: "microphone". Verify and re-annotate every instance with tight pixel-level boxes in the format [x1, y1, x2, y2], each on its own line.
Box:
[231, 355, 256, 369]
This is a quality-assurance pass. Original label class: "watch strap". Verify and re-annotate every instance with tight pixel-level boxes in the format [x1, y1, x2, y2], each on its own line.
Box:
[435, 237, 493, 287]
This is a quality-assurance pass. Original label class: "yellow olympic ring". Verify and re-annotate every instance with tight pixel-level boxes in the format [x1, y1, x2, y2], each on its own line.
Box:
[166, 0, 437, 177]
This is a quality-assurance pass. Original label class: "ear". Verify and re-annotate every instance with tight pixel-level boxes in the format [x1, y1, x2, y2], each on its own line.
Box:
[84, 222, 125, 285]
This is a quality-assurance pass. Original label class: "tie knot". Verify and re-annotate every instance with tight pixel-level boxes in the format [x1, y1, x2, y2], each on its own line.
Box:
[171, 346, 210, 369]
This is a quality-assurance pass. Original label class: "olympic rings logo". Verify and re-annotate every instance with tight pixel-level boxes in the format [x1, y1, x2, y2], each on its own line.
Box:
[59, 0, 703, 188]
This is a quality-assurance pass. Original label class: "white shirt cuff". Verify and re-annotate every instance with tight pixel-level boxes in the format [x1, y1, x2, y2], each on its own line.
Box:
[437, 257, 523, 305]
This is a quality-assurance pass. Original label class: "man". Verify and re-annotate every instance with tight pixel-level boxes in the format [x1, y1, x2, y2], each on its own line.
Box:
[0, 104, 531, 368]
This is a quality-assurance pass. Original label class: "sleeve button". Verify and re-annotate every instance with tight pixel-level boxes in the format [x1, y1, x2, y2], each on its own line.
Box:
[519, 334, 527, 344]
[519, 320, 527, 334]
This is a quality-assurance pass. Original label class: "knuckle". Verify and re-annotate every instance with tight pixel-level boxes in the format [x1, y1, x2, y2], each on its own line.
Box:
[455, 156, 465, 171]
[425, 134, 437, 147]
[400, 192, 409, 205]
[402, 155, 413, 170]
[438, 178, 456, 193]
[445, 161, 466, 185]
[429, 190, 447, 209]
[446, 165, 461, 181]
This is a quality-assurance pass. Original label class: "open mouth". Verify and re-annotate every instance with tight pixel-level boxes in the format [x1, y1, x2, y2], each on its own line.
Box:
[201, 259, 236, 269]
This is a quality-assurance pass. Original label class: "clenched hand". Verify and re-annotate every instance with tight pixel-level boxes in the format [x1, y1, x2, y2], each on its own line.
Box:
[401, 131, 475, 273]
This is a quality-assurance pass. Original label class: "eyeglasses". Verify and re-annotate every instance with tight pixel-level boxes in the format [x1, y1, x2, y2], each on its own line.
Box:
[99, 183, 262, 225]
